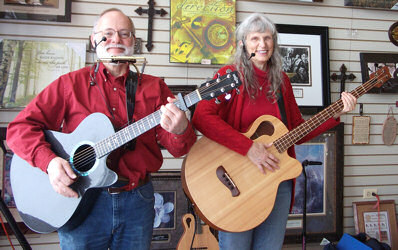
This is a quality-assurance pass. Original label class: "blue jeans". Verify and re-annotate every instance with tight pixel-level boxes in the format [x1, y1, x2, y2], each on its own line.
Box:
[58, 181, 155, 250]
[219, 180, 292, 250]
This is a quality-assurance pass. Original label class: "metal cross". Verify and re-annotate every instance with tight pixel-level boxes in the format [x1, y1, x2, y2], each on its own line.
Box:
[135, 0, 167, 52]
[330, 64, 356, 94]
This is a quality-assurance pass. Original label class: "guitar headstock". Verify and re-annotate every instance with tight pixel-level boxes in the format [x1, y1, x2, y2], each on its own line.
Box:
[370, 66, 392, 88]
[198, 70, 242, 101]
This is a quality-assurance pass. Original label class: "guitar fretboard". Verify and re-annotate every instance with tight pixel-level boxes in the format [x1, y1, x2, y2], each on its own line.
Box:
[94, 90, 200, 158]
[274, 67, 390, 153]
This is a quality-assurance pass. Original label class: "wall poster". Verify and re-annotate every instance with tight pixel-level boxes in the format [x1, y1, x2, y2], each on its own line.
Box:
[0, 39, 86, 108]
[170, 0, 236, 65]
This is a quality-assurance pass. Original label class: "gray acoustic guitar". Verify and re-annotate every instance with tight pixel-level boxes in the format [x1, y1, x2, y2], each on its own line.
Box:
[10, 70, 242, 233]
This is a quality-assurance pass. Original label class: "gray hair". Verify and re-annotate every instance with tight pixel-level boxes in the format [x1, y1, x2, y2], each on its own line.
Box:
[232, 13, 283, 100]
[92, 8, 135, 35]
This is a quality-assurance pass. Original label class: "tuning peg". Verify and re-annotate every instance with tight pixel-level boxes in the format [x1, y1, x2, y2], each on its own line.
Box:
[236, 88, 240, 95]
[225, 93, 231, 100]
[215, 98, 221, 104]
[226, 69, 232, 73]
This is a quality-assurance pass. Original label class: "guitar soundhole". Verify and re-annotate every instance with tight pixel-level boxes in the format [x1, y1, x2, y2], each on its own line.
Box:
[250, 121, 274, 140]
[71, 144, 96, 175]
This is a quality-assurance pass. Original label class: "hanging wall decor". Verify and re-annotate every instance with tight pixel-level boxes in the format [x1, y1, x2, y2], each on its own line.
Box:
[388, 21, 398, 46]
[344, 0, 398, 10]
[277, 24, 330, 113]
[382, 107, 397, 146]
[0, 0, 72, 22]
[170, 0, 236, 65]
[359, 53, 398, 94]
[0, 39, 86, 108]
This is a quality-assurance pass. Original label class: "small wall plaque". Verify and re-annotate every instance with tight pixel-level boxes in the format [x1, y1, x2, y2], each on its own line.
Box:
[352, 116, 371, 144]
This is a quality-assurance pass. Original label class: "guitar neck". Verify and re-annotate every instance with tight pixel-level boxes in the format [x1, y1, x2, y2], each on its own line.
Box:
[274, 69, 388, 153]
[94, 91, 200, 158]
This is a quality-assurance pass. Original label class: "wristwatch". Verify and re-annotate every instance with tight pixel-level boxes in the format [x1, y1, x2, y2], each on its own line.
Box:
[388, 21, 398, 46]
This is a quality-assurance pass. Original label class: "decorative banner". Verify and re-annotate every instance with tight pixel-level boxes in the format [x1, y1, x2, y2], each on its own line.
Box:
[0, 39, 86, 108]
[170, 0, 236, 64]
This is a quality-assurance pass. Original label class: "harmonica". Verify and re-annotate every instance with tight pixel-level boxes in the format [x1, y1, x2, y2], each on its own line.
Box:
[97, 56, 147, 64]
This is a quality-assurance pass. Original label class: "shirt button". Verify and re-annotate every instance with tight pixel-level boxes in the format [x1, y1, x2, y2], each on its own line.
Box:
[112, 108, 116, 111]
[114, 88, 117, 91]
[131, 182, 135, 186]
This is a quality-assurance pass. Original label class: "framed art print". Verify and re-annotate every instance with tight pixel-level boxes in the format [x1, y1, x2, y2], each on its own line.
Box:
[277, 24, 330, 113]
[353, 200, 398, 249]
[169, 0, 236, 65]
[359, 53, 398, 94]
[151, 171, 189, 249]
[0, 0, 72, 22]
[285, 124, 344, 243]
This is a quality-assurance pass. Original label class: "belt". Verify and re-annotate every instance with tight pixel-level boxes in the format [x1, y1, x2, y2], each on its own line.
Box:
[107, 175, 150, 194]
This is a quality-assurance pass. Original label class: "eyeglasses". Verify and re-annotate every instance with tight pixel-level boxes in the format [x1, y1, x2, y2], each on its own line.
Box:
[95, 29, 134, 39]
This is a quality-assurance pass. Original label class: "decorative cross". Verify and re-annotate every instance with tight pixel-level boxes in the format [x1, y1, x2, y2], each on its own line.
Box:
[135, 0, 168, 52]
[330, 64, 356, 94]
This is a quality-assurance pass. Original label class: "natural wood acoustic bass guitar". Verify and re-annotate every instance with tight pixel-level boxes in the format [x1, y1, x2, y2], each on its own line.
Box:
[182, 66, 391, 232]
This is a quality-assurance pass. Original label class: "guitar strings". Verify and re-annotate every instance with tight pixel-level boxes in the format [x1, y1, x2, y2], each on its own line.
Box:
[275, 70, 384, 152]
[69, 72, 239, 173]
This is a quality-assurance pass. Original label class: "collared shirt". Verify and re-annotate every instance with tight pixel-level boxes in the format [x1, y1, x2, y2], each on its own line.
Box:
[7, 63, 196, 189]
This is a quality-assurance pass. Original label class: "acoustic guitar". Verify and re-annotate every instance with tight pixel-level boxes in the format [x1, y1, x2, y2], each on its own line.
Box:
[10, 70, 242, 233]
[182, 66, 391, 232]
[177, 213, 219, 250]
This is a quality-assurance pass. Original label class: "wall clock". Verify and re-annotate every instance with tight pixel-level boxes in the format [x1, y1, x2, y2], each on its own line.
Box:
[389, 21, 398, 46]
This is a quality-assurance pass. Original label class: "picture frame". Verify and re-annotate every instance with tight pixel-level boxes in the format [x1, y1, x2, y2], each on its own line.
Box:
[0, 39, 86, 109]
[285, 123, 344, 243]
[353, 200, 398, 249]
[352, 116, 371, 145]
[0, 0, 72, 22]
[2, 150, 15, 207]
[169, 0, 236, 65]
[151, 171, 189, 249]
[344, 0, 398, 11]
[389, 21, 398, 46]
[359, 53, 398, 94]
[277, 24, 330, 113]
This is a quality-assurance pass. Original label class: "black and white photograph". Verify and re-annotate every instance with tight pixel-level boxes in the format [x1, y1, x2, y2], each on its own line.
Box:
[360, 53, 398, 93]
[277, 24, 330, 111]
[281, 46, 311, 85]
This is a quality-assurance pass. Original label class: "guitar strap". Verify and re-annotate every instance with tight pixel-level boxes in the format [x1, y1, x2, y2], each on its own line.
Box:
[277, 89, 288, 127]
[123, 70, 138, 150]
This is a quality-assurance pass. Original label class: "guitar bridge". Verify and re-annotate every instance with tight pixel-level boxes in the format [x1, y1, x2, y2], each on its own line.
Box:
[216, 166, 240, 197]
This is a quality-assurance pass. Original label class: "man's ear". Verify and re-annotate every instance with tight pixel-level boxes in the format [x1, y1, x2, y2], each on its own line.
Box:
[90, 35, 96, 50]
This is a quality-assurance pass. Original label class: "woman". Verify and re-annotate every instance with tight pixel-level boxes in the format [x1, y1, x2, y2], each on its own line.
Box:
[192, 13, 357, 250]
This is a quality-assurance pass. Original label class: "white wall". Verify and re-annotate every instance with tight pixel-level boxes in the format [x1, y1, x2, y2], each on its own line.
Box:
[0, 0, 397, 247]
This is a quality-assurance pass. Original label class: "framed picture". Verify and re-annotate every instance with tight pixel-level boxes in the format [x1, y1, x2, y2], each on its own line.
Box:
[169, 0, 236, 65]
[0, 39, 86, 108]
[277, 24, 330, 113]
[359, 53, 398, 94]
[285, 123, 344, 243]
[151, 171, 189, 249]
[389, 21, 398, 46]
[2, 150, 15, 207]
[352, 116, 371, 144]
[353, 200, 398, 249]
[0, 0, 71, 22]
[344, 0, 398, 10]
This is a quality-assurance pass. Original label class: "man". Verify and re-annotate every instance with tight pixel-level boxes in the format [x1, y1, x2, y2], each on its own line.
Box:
[6, 8, 196, 250]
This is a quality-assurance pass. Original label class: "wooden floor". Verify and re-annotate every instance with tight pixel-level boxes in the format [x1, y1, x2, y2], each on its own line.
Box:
[0, 233, 327, 250]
